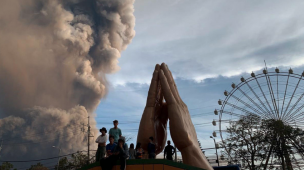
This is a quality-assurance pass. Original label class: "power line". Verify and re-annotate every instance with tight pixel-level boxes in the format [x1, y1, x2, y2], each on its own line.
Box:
[0, 151, 82, 163]
[1, 125, 85, 142]
[2, 129, 84, 146]
[95, 105, 218, 119]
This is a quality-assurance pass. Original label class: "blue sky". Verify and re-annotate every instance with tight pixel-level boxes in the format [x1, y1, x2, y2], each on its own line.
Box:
[94, 0, 304, 162]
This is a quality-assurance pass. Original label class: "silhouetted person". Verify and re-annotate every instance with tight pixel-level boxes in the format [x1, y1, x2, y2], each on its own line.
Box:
[115, 138, 128, 170]
[109, 120, 122, 144]
[135, 142, 145, 159]
[100, 138, 127, 170]
[106, 135, 117, 157]
[148, 136, 156, 159]
[164, 140, 175, 160]
[129, 143, 136, 159]
[120, 136, 129, 159]
[95, 127, 108, 162]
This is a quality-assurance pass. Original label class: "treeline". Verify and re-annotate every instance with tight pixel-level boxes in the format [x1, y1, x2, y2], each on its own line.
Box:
[222, 113, 304, 170]
[0, 151, 89, 170]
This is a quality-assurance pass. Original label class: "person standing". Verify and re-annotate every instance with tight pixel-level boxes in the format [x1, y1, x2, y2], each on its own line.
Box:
[135, 142, 145, 159]
[164, 140, 175, 160]
[115, 138, 128, 170]
[109, 120, 122, 143]
[129, 143, 136, 159]
[148, 137, 156, 159]
[119, 136, 129, 159]
[95, 127, 108, 162]
[106, 135, 117, 157]
[100, 138, 127, 170]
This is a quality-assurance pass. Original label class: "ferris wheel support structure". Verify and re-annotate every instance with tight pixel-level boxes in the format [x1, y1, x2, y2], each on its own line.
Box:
[215, 67, 304, 169]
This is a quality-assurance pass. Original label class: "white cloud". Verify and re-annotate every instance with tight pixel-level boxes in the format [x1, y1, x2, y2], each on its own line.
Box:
[109, 0, 304, 86]
[99, 0, 304, 157]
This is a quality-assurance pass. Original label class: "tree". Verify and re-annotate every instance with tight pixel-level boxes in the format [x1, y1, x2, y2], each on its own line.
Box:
[69, 151, 88, 169]
[223, 113, 304, 170]
[26, 163, 48, 170]
[262, 119, 303, 170]
[54, 157, 71, 170]
[53, 151, 92, 170]
[53, 151, 88, 170]
[124, 135, 133, 143]
[224, 113, 268, 170]
[0, 162, 16, 170]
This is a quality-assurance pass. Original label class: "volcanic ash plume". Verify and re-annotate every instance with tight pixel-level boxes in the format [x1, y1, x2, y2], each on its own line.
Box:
[0, 0, 135, 159]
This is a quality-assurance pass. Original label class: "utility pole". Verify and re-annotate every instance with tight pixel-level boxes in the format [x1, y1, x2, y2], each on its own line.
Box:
[0, 139, 2, 151]
[210, 136, 220, 166]
[0, 139, 3, 160]
[52, 146, 61, 170]
[81, 123, 85, 133]
[87, 116, 94, 164]
[87, 116, 90, 164]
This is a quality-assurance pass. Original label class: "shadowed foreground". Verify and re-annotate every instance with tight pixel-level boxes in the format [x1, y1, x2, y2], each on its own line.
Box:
[79, 159, 205, 170]
[79, 159, 240, 170]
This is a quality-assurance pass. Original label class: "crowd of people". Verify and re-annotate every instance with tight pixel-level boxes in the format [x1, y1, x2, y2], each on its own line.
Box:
[95, 120, 176, 170]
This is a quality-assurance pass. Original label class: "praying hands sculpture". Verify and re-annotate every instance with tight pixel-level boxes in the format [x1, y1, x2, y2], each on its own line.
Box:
[137, 63, 213, 170]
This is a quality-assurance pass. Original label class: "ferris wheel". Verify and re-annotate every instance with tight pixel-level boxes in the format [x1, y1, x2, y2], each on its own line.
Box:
[213, 67, 304, 168]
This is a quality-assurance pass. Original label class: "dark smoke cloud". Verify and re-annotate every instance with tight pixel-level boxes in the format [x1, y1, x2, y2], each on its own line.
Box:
[0, 0, 135, 160]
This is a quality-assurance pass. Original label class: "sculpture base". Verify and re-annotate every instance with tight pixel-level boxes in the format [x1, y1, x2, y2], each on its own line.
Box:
[79, 159, 206, 170]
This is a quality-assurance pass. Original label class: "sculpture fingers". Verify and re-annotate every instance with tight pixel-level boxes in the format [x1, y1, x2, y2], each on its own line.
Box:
[168, 68, 182, 102]
[154, 109, 168, 153]
[146, 64, 160, 107]
[137, 107, 155, 152]
[159, 69, 176, 105]
[160, 63, 181, 103]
